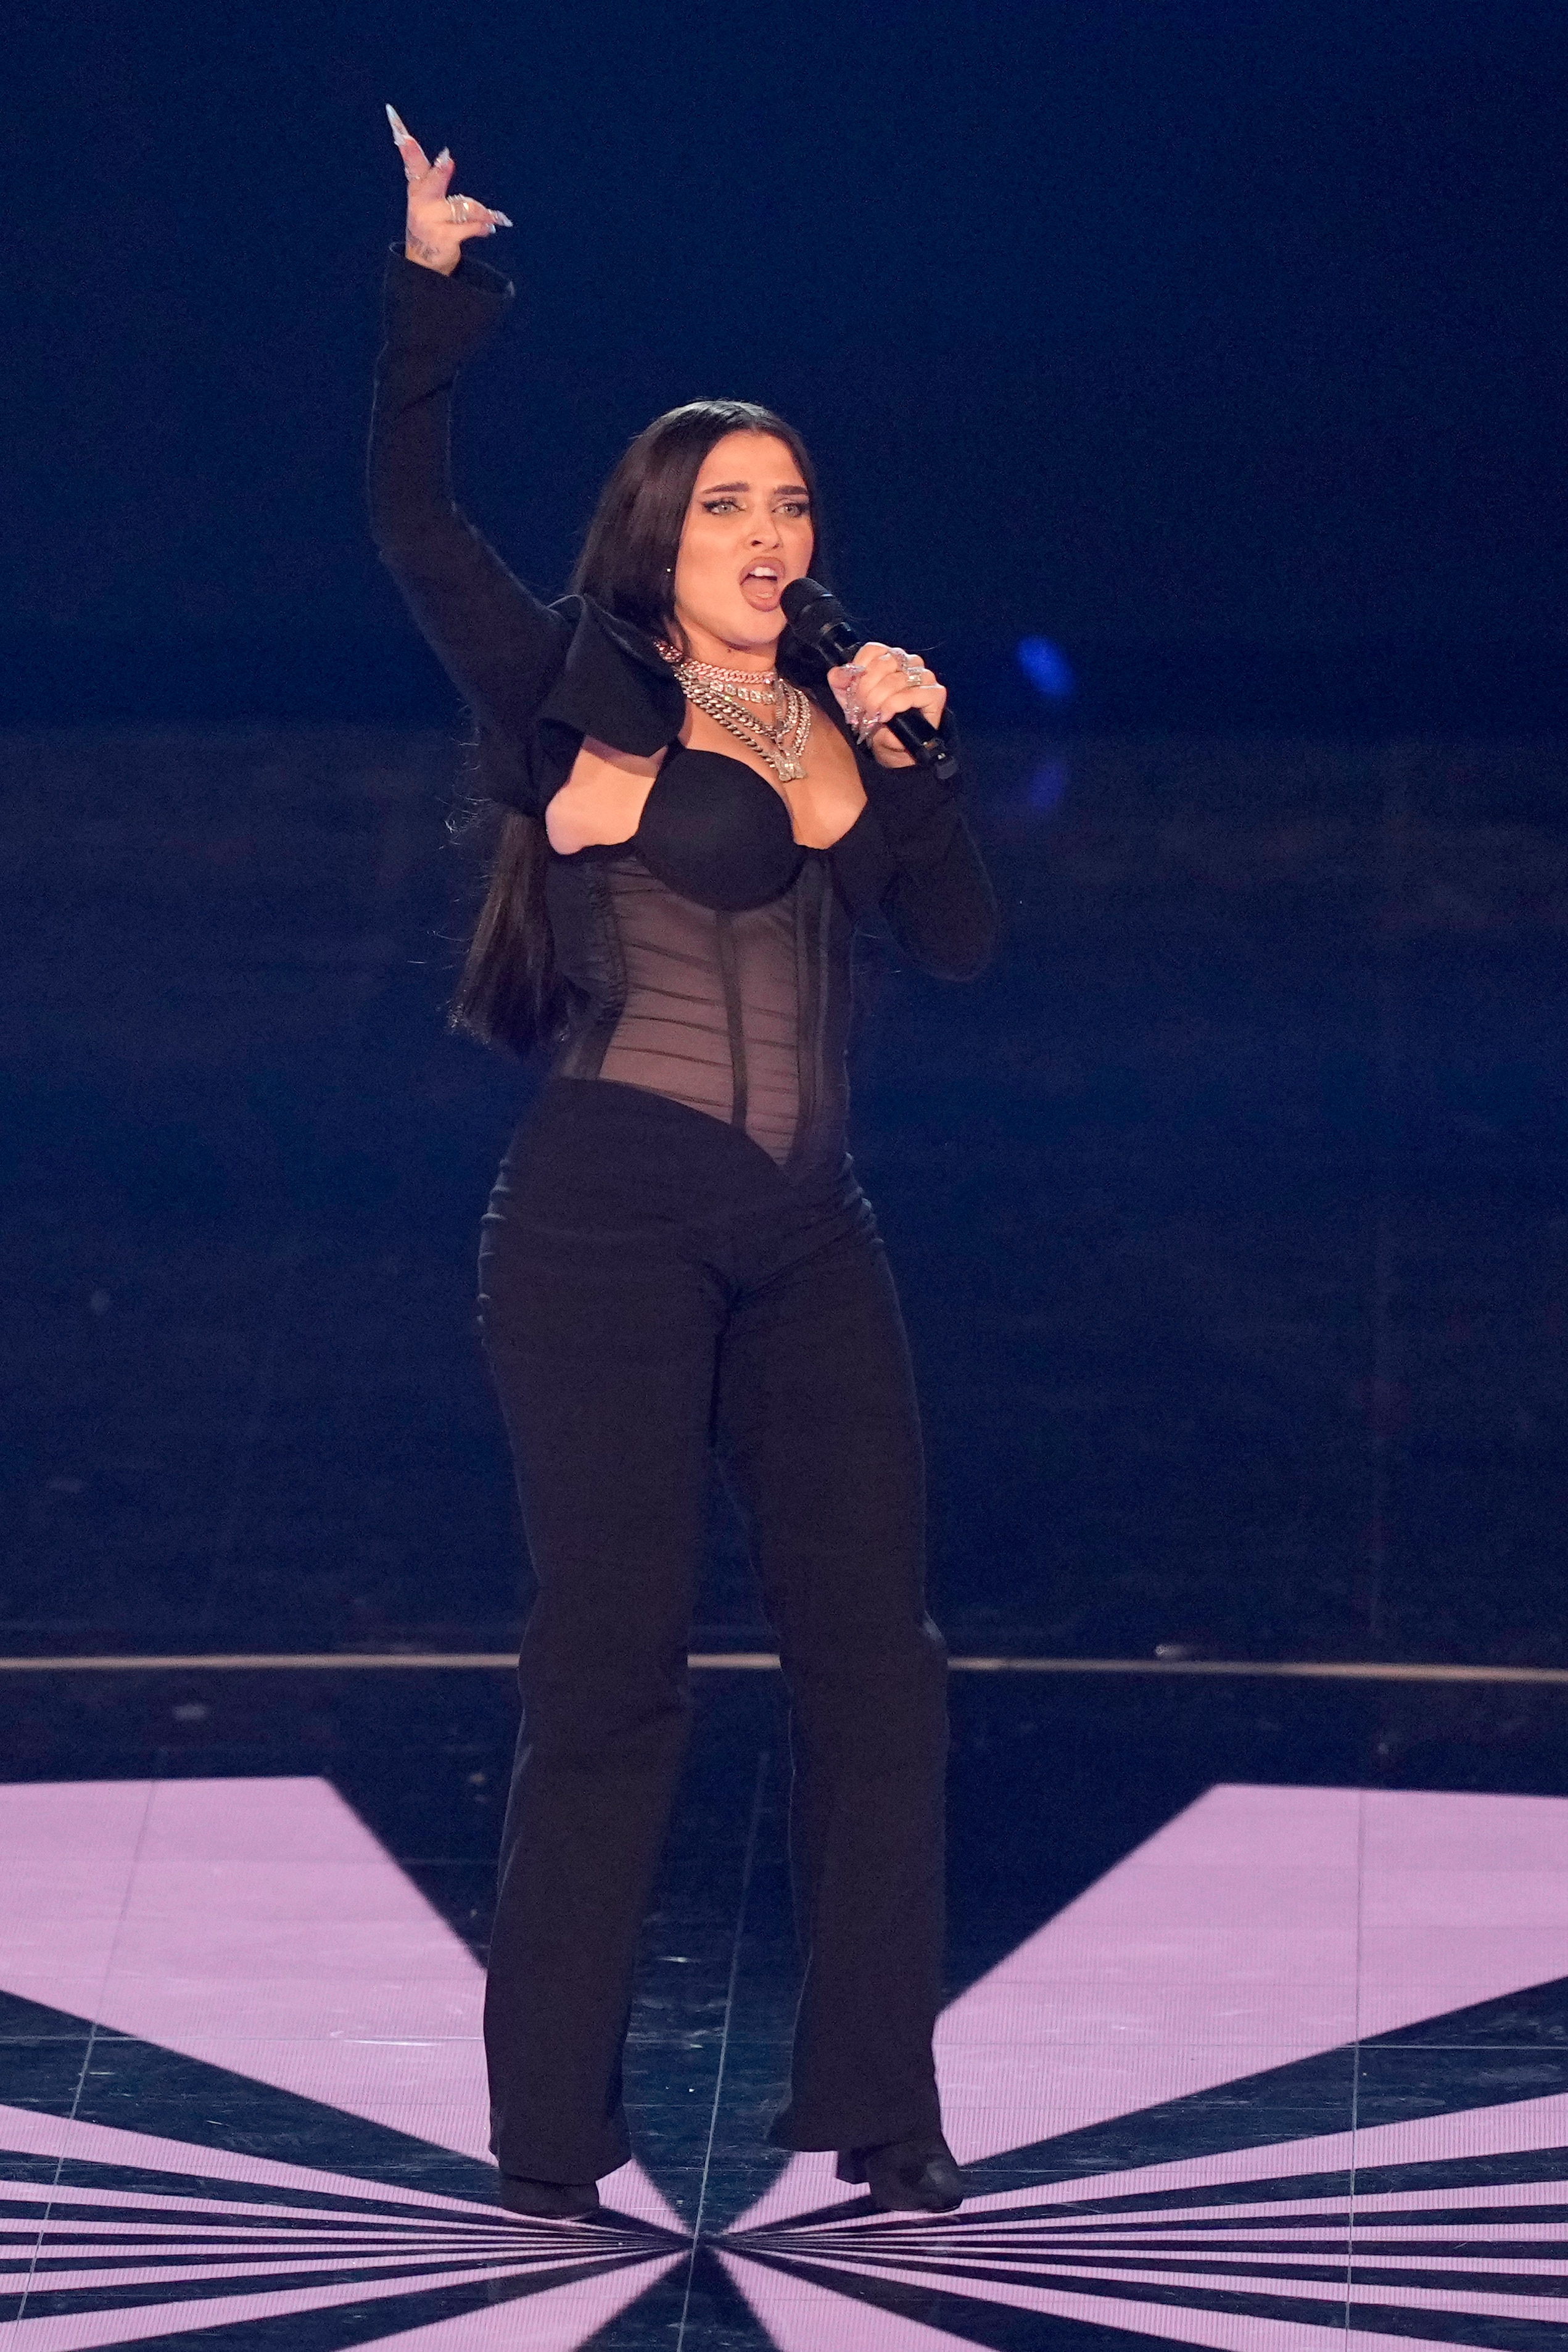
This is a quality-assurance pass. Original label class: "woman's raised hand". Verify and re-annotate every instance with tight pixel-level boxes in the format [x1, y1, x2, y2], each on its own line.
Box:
[386, 106, 512, 276]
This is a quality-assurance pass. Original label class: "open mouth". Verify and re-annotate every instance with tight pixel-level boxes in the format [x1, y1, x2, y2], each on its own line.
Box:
[739, 563, 783, 610]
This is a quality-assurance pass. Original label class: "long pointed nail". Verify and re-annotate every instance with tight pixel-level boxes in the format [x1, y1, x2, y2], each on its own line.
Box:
[385, 104, 408, 140]
[490, 211, 513, 227]
[434, 147, 451, 167]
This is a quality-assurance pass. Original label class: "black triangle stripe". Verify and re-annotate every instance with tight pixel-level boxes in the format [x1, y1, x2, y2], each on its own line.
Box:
[572, 2242, 771, 2351]
[970, 1979, 1568, 2185]
[4, 2211, 503, 2248]
[4, 2219, 495, 2245]
[803, 2243, 1568, 2300]
[0, 2152, 510, 2221]
[1355, 2206, 1568, 2227]
[725, 2194, 872, 2232]
[1356, 2243, 1568, 2259]
[1346, 2265, 1568, 2298]
[970, 2217, 1363, 2235]
[12, 2242, 559, 2282]
[953, 2237, 1360, 2257]
[975, 2210, 1568, 2240]
[11, 2240, 511, 2266]
[19, 2237, 566, 2261]
[0, 1992, 496, 2204]
[967, 2233, 1568, 2260]
[7, 2216, 506, 2241]
[1, 2191, 500, 2229]
[1353, 2155, 1568, 2200]
[1365, 1979, 1568, 2050]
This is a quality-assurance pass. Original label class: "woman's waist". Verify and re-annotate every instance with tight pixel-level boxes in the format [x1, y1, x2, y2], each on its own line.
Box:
[498, 1076, 860, 1225]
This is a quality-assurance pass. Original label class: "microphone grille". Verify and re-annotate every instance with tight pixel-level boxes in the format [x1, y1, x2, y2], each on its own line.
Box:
[780, 576, 835, 627]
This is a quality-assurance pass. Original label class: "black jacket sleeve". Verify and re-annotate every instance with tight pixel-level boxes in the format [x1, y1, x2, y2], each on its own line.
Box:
[367, 246, 571, 809]
[850, 729, 998, 980]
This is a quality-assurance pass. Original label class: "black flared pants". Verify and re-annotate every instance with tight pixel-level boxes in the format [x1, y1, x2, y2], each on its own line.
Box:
[476, 1079, 948, 2184]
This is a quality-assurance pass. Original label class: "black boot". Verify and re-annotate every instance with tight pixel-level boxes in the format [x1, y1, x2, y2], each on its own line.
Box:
[836, 2135, 966, 2213]
[498, 2172, 602, 2221]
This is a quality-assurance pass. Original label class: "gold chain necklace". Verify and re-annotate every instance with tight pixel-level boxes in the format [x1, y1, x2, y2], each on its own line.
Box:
[657, 645, 813, 785]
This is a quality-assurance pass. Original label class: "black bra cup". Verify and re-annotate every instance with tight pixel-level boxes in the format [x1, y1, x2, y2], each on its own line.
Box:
[635, 747, 805, 913]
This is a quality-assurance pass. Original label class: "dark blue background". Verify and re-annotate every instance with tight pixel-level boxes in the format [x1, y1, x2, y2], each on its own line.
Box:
[7, 0, 1566, 728]
[6, 3, 1568, 1683]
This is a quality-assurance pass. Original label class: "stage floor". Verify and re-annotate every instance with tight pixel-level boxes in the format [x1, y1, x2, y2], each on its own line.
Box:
[4, 1664, 1567, 2352]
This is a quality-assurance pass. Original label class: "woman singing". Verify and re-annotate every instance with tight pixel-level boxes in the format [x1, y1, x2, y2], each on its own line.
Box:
[370, 109, 996, 2222]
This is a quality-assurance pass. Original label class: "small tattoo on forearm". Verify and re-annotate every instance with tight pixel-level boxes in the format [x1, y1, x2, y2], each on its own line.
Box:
[407, 234, 442, 263]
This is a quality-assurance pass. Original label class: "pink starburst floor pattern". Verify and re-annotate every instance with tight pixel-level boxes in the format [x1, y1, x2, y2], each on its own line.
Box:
[0, 1775, 683, 2350]
[719, 1784, 1568, 2351]
[3, 1775, 1567, 2350]
[720, 2092, 1568, 2352]
[0, 2102, 684, 2352]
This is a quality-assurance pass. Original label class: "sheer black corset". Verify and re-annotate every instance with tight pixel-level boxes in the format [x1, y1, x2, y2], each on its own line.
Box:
[547, 843, 862, 1171]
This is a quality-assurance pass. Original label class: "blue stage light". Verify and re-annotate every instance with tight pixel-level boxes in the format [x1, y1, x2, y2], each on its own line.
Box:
[1016, 636, 1076, 703]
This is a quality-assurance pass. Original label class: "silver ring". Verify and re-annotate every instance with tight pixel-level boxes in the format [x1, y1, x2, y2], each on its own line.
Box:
[447, 194, 472, 222]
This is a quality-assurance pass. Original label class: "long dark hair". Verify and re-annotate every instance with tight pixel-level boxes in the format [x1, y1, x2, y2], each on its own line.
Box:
[450, 400, 825, 1058]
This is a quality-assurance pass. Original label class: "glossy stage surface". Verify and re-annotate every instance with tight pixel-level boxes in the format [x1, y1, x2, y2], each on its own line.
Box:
[6, 1666, 1568, 2351]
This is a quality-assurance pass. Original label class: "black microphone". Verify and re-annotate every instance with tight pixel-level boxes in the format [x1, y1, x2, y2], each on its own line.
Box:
[782, 578, 960, 782]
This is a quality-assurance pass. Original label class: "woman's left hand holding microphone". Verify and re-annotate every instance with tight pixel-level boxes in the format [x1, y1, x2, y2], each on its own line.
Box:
[827, 644, 948, 768]
[386, 105, 512, 275]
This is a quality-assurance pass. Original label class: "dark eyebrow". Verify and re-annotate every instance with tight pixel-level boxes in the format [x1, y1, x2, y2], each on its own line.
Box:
[699, 479, 811, 497]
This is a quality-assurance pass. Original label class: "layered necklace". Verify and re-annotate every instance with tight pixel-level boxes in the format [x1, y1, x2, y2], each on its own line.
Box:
[657, 644, 813, 785]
